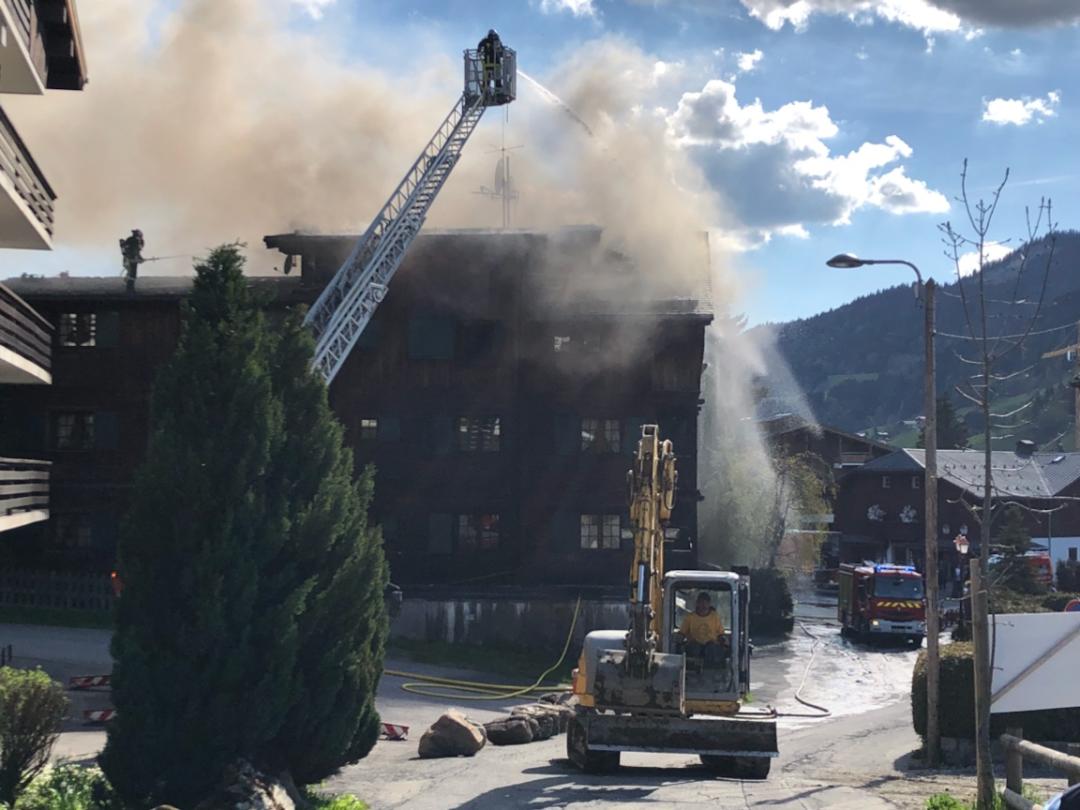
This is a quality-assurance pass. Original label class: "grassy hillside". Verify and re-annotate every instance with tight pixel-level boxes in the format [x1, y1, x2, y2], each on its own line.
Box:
[770, 231, 1080, 450]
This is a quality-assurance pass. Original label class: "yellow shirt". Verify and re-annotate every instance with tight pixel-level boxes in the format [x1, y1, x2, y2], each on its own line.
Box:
[679, 609, 724, 644]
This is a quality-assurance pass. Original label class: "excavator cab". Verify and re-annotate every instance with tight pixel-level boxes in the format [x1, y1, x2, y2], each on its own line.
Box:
[464, 33, 516, 106]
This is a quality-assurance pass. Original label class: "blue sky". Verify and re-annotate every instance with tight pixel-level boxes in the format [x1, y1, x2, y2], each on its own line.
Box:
[4, 0, 1078, 325]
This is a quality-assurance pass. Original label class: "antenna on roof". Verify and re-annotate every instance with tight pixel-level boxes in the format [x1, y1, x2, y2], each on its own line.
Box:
[474, 107, 522, 229]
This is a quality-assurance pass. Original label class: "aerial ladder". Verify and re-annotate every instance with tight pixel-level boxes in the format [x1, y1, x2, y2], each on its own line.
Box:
[303, 32, 516, 383]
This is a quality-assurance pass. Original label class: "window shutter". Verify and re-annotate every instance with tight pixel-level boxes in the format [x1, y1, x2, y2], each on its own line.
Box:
[431, 416, 454, 455]
[551, 511, 579, 550]
[555, 413, 578, 456]
[96, 311, 120, 347]
[408, 315, 455, 360]
[95, 411, 119, 450]
[379, 416, 401, 442]
[428, 513, 454, 554]
[623, 417, 646, 454]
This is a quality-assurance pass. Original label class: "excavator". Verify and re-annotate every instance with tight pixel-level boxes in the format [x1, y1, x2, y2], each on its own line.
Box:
[567, 425, 779, 777]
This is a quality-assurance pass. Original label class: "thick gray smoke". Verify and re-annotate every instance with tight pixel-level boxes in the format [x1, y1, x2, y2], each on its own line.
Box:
[5, 3, 812, 565]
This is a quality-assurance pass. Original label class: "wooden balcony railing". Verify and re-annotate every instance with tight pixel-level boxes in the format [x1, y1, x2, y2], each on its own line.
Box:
[0, 282, 51, 372]
[0, 457, 49, 520]
[0, 105, 56, 240]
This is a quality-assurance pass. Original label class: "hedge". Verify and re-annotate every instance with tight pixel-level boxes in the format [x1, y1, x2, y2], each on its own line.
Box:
[749, 567, 794, 636]
[912, 643, 1080, 742]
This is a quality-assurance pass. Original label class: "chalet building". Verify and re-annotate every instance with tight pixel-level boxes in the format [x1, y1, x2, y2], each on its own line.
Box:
[758, 413, 892, 477]
[834, 447, 1080, 588]
[0, 1, 87, 545]
[0, 227, 713, 592]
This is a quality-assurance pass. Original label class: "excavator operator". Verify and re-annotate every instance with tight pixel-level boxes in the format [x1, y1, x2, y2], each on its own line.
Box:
[677, 592, 726, 664]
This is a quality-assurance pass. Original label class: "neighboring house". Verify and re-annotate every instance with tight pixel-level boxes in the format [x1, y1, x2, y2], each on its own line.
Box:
[758, 413, 893, 477]
[834, 447, 1080, 588]
[0, 1, 87, 539]
[0, 227, 713, 590]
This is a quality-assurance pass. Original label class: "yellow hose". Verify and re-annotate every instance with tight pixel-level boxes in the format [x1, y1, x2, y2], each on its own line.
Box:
[384, 595, 581, 701]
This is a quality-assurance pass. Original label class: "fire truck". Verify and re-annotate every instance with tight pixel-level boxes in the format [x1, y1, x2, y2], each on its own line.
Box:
[837, 563, 926, 645]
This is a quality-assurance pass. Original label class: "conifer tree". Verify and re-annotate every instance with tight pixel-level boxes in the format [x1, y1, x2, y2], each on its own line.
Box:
[100, 246, 387, 804]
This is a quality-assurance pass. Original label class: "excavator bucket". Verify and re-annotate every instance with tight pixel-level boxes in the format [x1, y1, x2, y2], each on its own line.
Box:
[593, 649, 685, 714]
[581, 712, 779, 758]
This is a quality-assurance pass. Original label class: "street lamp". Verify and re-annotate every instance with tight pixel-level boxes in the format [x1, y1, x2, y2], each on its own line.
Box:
[826, 251, 941, 766]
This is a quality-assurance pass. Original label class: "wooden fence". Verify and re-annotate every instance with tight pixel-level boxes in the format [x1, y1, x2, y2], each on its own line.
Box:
[0, 569, 113, 612]
[1002, 730, 1080, 810]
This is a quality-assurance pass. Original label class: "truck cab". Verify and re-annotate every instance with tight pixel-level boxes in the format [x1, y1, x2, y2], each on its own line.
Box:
[838, 563, 925, 645]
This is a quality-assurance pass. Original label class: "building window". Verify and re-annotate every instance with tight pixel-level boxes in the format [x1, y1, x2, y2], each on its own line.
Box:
[58, 313, 96, 347]
[359, 418, 378, 441]
[52, 515, 93, 549]
[882, 476, 892, 489]
[580, 514, 622, 550]
[458, 513, 500, 551]
[457, 416, 500, 452]
[581, 418, 621, 453]
[912, 476, 921, 490]
[53, 412, 95, 450]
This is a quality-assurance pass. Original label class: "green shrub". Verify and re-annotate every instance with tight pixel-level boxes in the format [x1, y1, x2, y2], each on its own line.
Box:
[912, 645, 1080, 741]
[749, 567, 794, 636]
[1057, 561, 1080, 593]
[925, 793, 969, 810]
[0, 668, 68, 804]
[14, 765, 118, 810]
[1042, 591, 1080, 612]
[301, 787, 368, 810]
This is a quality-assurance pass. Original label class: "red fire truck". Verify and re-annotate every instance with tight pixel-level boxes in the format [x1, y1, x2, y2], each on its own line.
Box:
[837, 563, 926, 645]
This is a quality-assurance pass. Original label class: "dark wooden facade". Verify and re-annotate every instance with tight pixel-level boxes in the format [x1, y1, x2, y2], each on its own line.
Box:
[833, 449, 1080, 585]
[0, 229, 712, 588]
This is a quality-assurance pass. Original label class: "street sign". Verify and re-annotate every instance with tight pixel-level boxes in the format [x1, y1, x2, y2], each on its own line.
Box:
[1065, 599, 1080, 613]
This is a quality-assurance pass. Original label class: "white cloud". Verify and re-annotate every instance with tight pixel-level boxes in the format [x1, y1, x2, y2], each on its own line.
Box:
[539, 0, 596, 15]
[736, 49, 764, 73]
[666, 79, 948, 242]
[981, 91, 1061, 125]
[739, 0, 963, 35]
[956, 241, 1013, 276]
[292, 0, 335, 19]
[738, 0, 1080, 32]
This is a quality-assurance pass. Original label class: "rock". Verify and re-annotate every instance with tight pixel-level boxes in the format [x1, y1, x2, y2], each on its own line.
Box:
[539, 691, 577, 707]
[417, 709, 487, 758]
[512, 702, 574, 734]
[484, 716, 535, 745]
[191, 760, 295, 810]
[511, 704, 559, 739]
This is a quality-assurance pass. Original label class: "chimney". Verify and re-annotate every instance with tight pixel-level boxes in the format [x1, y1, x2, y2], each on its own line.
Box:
[1015, 439, 1036, 459]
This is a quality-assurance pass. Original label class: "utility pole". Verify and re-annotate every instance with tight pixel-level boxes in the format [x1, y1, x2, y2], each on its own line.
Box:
[1039, 321, 1080, 449]
[825, 253, 941, 767]
[971, 558, 994, 808]
[923, 278, 941, 767]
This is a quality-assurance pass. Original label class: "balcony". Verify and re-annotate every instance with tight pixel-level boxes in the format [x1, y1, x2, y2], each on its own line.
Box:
[0, 457, 49, 533]
[0, 281, 51, 383]
[0, 105, 55, 248]
[0, 0, 87, 94]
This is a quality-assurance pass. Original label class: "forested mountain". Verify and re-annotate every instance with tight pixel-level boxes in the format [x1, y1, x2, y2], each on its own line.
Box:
[770, 230, 1080, 449]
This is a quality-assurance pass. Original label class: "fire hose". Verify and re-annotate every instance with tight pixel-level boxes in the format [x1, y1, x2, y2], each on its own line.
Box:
[383, 595, 580, 701]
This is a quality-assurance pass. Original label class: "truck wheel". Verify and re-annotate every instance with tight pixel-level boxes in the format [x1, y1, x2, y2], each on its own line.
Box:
[567, 716, 619, 774]
[734, 756, 771, 779]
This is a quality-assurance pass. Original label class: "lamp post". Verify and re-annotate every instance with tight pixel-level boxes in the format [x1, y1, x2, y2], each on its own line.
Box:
[827, 253, 941, 767]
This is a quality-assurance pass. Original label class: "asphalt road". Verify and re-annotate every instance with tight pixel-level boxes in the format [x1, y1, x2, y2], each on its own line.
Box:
[4, 593, 1067, 807]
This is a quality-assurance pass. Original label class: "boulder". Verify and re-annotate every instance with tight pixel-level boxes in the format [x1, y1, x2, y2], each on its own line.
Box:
[513, 702, 574, 734]
[539, 691, 577, 707]
[191, 760, 295, 810]
[484, 715, 535, 746]
[417, 709, 487, 758]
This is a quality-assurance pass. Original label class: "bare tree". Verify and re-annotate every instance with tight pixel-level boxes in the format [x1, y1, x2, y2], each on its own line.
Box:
[939, 160, 1057, 808]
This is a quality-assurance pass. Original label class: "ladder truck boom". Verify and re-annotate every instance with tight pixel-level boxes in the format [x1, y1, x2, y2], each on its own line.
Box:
[303, 32, 516, 383]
